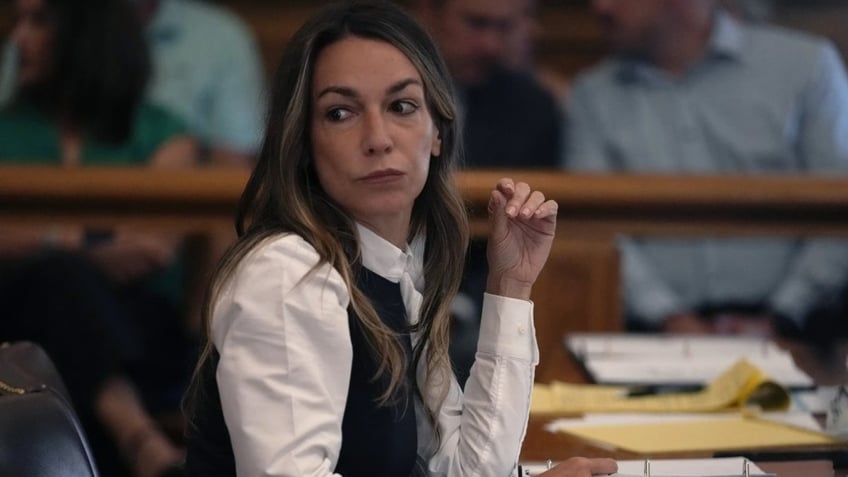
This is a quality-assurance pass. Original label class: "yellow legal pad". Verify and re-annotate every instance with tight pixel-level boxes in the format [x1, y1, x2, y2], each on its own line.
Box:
[564, 416, 838, 454]
[531, 359, 790, 414]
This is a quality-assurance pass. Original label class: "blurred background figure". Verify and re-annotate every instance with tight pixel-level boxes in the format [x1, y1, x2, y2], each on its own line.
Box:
[1, 0, 266, 166]
[0, 43, 13, 104]
[134, 0, 265, 166]
[563, 0, 848, 347]
[500, 0, 570, 101]
[0, 0, 197, 475]
[132, 0, 269, 333]
[413, 0, 562, 170]
[413, 0, 563, 385]
[719, 0, 774, 23]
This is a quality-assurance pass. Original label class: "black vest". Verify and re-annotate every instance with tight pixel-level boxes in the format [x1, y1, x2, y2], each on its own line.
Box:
[185, 267, 419, 477]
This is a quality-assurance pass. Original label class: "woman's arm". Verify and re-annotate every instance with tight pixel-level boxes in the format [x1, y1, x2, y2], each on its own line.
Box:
[425, 292, 538, 476]
[425, 179, 556, 476]
[428, 179, 617, 477]
[212, 234, 352, 477]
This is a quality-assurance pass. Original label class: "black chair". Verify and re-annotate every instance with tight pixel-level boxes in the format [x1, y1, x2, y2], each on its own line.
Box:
[0, 341, 99, 477]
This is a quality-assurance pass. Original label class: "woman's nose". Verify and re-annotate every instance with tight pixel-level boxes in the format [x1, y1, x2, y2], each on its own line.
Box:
[362, 111, 393, 156]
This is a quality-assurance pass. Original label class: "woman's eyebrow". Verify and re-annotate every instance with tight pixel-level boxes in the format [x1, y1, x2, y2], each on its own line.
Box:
[316, 86, 358, 100]
[386, 78, 422, 95]
[315, 78, 422, 100]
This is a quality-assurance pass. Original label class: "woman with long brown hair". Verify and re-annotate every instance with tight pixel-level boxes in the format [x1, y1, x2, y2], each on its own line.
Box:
[184, 2, 617, 476]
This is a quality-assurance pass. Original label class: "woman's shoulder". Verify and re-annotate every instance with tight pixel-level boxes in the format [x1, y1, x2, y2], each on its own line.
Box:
[230, 233, 348, 298]
[210, 233, 353, 351]
[244, 233, 322, 266]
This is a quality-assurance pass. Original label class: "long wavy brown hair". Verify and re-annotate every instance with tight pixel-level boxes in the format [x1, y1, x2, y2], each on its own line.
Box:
[185, 0, 468, 439]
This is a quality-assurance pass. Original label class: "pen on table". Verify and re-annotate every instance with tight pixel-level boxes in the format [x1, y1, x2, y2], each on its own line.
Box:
[624, 384, 703, 397]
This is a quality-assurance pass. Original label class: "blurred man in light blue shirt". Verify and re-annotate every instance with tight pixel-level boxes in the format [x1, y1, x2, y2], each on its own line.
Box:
[140, 0, 265, 166]
[563, 0, 848, 342]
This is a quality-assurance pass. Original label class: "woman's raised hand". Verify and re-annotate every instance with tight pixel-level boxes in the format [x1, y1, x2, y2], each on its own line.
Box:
[485, 178, 558, 300]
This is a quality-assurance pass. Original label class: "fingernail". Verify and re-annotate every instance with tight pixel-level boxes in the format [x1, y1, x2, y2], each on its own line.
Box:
[522, 208, 531, 217]
[506, 206, 516, 216]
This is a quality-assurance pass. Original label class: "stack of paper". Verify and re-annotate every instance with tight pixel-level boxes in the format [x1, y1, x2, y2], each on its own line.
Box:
[531, 334, 838, 457]
[520, 457, 772, 476]
[565, 333, 813, 389]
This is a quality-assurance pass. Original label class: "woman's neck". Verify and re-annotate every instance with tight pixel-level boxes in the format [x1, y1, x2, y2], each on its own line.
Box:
[357, 216, 411, 250]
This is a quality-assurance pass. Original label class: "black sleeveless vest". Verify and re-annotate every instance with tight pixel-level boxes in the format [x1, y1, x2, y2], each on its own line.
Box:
[185, 267, 419, 477]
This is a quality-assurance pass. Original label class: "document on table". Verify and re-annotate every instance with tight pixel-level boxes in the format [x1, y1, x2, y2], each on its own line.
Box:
[531, 359, 791, 414]
[564, 333, 813, 389]
[520, 456, 774, 476]
[546, 413, 836, 454]
[544, 411, 824, 434]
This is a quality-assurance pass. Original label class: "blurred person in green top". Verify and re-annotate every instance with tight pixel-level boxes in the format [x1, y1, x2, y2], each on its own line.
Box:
[0, 0, 196, 476]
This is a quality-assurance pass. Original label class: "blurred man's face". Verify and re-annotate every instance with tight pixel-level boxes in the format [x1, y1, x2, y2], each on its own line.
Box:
[591, 0, 669, 57]
[431, 0, 524, 85]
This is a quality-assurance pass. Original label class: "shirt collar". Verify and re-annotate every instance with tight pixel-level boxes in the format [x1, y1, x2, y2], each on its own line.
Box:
[616, 9, 744, 83]
[709, 10, 744, 61]
[356, 223, 425, 290]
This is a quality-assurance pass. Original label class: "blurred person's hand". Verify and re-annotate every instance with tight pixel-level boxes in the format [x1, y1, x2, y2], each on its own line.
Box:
[714, 313, 774, 338]
[663, 312, 714, 334]
[86, 230, 178, 284]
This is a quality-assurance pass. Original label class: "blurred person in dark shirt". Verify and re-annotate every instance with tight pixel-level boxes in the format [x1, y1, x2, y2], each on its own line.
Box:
[0, 0, 196, 475]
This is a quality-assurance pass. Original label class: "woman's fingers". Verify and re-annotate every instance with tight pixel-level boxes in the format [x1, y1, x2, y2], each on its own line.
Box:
[495, 179, 553, 220]
[535, 199, 559, 220]
[589, 458, 618, 475]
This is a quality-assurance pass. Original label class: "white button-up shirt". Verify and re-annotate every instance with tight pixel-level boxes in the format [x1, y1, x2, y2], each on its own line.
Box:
[211, 225, 539, 476]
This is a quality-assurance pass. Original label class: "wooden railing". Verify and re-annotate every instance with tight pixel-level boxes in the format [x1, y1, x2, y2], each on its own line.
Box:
[4, 166, 848, 382]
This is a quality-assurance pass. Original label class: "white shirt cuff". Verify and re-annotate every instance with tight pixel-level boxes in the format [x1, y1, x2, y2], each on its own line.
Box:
[477, 292, 538, 364]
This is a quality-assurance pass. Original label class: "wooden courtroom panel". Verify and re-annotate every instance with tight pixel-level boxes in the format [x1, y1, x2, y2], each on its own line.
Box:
[456, 171, 848, 238]
[530, 238, 620, 383]
[5, 168, 848, 382]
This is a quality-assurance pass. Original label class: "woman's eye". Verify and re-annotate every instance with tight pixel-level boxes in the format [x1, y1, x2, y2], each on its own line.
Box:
[326, 108, 352, 122]
[390, 100, 418, 115]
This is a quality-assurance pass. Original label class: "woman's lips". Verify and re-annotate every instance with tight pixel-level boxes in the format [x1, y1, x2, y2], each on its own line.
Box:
[360, 169, 404, 184]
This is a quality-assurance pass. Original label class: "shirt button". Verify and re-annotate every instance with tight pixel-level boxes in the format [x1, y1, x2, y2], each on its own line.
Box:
[518, 326, 526, 335]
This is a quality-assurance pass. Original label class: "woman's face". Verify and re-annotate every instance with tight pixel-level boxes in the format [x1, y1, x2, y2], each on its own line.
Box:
[13, 0, 55, 86]
[310, 36, 441, 237]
